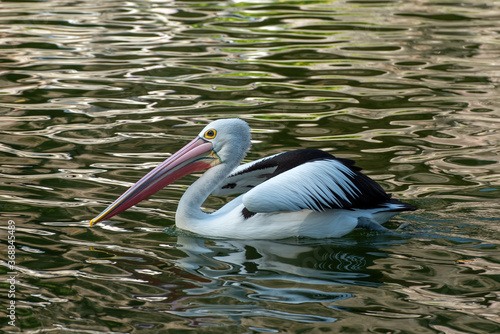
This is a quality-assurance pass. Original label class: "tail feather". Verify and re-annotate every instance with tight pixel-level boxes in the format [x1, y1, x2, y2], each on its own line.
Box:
[380, 198, 417, 212]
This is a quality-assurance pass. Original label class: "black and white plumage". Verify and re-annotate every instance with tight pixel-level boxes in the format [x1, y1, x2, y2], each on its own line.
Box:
[90, 119, 416, 239]
[215, 149, 393, 211]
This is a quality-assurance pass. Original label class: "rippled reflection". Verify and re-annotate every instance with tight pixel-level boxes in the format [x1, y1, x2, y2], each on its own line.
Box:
[1, 0, 500, 332]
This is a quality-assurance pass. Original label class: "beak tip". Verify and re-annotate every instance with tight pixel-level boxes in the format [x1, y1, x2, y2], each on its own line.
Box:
[88, 137, 213, 228]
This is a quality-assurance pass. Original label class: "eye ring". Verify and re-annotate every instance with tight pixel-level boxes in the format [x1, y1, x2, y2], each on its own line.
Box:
[204, 129, 217, 139]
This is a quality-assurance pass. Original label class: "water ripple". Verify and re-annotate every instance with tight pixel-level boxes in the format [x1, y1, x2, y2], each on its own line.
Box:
[1, 0, 500, 332]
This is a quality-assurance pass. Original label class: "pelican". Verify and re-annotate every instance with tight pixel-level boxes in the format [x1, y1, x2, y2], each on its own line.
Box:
[89, 118, 416, 239]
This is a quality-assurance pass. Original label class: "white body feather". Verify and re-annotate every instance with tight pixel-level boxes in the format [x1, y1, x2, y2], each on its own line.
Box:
[177, 192, 408, 239]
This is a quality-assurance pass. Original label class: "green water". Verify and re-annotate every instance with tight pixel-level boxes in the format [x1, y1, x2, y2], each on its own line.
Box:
[1, 0, 500, 332]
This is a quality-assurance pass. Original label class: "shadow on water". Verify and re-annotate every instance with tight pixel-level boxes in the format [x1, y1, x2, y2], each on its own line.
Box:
[73, 223, 500, 332]
[85, 231, 403, 327]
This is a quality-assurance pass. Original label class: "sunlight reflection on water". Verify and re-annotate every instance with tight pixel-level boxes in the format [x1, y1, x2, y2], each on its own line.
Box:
[1, 0, 500, 332]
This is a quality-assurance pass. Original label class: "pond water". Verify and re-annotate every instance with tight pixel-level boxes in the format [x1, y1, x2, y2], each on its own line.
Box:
[1, 0, 500, 332]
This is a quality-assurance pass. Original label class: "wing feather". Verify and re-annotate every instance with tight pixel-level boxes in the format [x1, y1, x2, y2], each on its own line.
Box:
[242, 158, 391, 213]
[211, 154, 280, 196]
[212, 149, 392, 213]
[213, 149, 338, 196]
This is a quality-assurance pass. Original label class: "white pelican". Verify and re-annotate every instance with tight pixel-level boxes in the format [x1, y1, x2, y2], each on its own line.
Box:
[90, 118, 416, 239]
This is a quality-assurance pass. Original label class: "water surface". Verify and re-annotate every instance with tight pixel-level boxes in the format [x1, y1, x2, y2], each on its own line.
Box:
[1, 0, 500, 332]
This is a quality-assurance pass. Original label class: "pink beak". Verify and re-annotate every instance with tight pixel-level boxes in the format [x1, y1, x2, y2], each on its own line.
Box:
[90, 137, 219, 226]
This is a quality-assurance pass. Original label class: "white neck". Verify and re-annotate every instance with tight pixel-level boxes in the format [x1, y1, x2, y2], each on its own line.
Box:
[175, 161, 236, 229]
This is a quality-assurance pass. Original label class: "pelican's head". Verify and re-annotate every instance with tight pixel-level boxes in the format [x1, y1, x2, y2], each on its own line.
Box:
[89, 118, 251, 226]
[197, 118, 251, 164]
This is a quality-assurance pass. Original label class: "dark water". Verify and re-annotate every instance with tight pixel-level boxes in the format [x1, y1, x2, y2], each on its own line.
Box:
[1, 0, 500, 332]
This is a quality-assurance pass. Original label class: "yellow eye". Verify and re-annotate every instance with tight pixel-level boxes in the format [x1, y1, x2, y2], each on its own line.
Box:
[204, 129, 217, 139]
